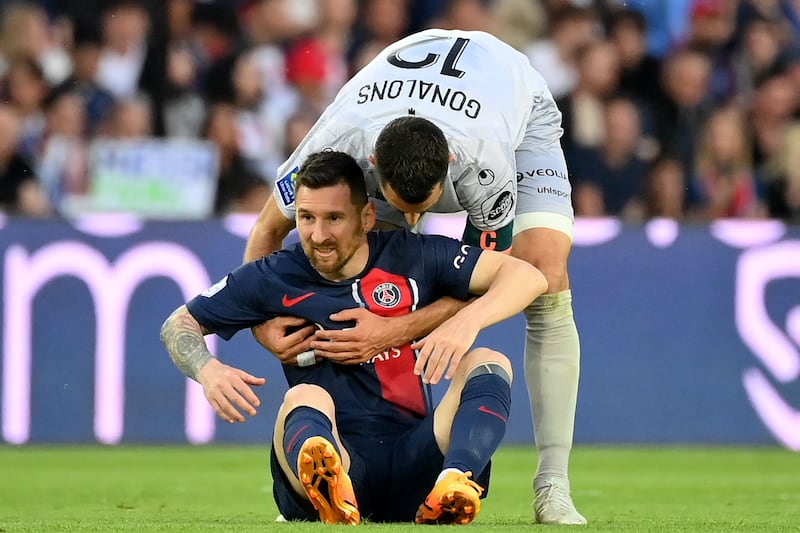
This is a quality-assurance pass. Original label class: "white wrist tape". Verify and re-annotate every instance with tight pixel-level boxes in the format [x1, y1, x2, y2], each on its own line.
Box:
[296, 350, 316, 367]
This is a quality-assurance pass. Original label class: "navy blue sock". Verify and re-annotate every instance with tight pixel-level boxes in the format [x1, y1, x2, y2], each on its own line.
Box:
[443, 373, 511, 477]
[282, 406, 339, 478]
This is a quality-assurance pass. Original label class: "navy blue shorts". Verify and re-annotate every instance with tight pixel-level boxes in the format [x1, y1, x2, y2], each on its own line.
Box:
[270, 416, 491, 522]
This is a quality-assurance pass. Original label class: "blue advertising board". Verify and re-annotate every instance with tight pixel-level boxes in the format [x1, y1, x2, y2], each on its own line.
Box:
[1, 214, 798, 449]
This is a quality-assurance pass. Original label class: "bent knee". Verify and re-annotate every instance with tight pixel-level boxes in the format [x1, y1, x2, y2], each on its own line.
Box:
[513, 229, 571, 292]
[282, 383, 333, 411]
[460, 348, 513, 382]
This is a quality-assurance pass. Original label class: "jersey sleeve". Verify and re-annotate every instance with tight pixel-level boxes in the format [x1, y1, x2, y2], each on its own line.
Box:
[185, 260, 277, 340]
[455, 142, 518, 233]
[418, 233, 482, 299]
[273, 108, 366, 219]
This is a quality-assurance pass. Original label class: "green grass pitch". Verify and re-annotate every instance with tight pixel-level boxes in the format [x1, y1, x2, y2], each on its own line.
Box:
[0, 445, 797, 532]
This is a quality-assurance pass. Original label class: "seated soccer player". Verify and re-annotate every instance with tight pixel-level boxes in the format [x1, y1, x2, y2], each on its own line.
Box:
[160, 151, 548, 524]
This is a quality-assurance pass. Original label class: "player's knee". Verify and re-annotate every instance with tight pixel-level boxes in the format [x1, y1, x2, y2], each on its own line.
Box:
[282, 383, 333, 412]
[513, 230, 571, 292]
[460, 348, 513, 385]
[539, 265, 568, 293]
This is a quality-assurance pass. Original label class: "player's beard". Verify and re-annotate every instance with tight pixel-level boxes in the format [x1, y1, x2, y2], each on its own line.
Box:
[304, 232, 364, 279]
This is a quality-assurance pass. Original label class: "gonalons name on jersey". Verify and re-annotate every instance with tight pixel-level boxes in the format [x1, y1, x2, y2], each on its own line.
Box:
[356, 79, 481, 119]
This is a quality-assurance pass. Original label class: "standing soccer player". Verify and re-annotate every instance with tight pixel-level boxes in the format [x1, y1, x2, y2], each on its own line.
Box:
[245, 29, 584, 524]
[161, 151, 548, 524]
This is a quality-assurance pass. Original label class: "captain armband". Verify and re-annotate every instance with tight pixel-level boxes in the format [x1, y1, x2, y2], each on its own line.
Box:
[462, 220, 513, 252]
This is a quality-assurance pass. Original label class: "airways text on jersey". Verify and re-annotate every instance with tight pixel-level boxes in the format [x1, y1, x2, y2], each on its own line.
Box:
[354, 268, 428, 416]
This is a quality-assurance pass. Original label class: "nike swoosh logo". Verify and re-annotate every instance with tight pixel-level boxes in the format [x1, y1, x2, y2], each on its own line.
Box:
[282, 292, 315, 307]
[479, 405, 507, 422]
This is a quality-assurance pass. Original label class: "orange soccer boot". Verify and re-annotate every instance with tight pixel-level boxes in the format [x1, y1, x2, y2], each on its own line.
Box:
[415, 470, 484, 525]
[297, 436, 360, 525]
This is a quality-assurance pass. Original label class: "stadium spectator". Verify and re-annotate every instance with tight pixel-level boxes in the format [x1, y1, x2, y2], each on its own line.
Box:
[0, 103, 50, 216]
[623, 0, 694, 57]
[244, 29, 587, 526]
[52, 22, 116, 135]
[558, 39, 621, 159]
[570, 96, 651, 219]
[284, 38, 331, 113]
[651, 47, 714, 199]
[524, 6, 601, 99]
[137, 0, 207, 138]
[0, 0, 796, 223]
[35, 89, 89, 212]
[761, 121, 800, 221]
[684, 0, 739, 102]
[203, 102, 271, 215]
[691, 103, 767, 219]
[3, 55, 49, 162]
[160, 150, 548, 524]
[730, 13, 788, 106]
[643, 156, 687, 220]
[749, 72, 799, 169]
[96, 0, 151, 99]
[492, 0, 548, 51]
[306, 0, 358, 96]
[283, 105, 320, 158]
[0, 1, 71, 85]
[349, 0, 410, 68]
[607, 8, 662, 113]
[228, 50, 284, 180]
[101, 93, 153, 138]
[428, 0, 497, 33]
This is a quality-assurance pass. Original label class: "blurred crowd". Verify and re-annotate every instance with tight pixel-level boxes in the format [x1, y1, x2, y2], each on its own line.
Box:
[1, 0, 800, 223]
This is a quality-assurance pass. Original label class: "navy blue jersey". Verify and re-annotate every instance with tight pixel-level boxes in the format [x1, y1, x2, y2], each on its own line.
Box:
[187, 229, 482, 438]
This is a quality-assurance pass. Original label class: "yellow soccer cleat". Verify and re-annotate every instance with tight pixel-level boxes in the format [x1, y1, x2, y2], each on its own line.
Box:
[298, 436, 360, 525]
[415, 470, 484, 525]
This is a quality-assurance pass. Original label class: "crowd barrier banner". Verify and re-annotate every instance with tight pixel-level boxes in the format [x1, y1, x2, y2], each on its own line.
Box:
[1, 214, 798, 449]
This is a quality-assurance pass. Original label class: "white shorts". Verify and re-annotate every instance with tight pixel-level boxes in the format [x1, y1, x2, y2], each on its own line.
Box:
[513, 119, 575, 240]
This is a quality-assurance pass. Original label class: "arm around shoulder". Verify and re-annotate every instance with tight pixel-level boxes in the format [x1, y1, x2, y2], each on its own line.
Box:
[463, 250, 547, 327]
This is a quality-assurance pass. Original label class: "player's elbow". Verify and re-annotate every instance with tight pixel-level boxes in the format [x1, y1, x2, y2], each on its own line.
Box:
[244, 223, 282, 262]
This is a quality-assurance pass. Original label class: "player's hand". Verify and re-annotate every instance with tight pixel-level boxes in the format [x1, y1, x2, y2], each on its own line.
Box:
[312, 308, 396, 364]
[251, 316, 316, 365]
[197, 358, 266, 423]
[412, 315, 481, 385]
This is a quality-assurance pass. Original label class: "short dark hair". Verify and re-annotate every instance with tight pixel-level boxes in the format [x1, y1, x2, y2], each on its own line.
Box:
[295, 151, 368, 210]
[374, 116, 449, 204]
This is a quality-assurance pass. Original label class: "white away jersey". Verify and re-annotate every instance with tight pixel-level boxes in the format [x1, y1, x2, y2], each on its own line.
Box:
[274, 29, 564, 232]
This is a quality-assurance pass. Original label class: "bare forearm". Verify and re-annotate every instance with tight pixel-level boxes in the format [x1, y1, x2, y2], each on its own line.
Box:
[393, 297, 470, 343]
[160, 305, 214, 381]
[462, 262, 546, 328]
[243, 227, 283, 262]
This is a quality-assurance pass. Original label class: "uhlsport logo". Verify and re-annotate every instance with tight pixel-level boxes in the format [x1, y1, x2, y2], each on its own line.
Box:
[372, 282, 402, 308]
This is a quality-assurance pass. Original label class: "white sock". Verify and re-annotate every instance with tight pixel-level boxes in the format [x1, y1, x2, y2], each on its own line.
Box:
[524, 290, 580, 491]
[436, 468, 465, 483]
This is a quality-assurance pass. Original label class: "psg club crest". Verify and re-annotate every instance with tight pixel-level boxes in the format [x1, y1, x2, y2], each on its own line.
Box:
[372, 282, 401, 308]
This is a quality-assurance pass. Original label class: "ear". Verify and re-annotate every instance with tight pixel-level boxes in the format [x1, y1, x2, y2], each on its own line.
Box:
[362, 201, 376, 232]
[449, 152, 455, 163]
[368, 154, 376, 166]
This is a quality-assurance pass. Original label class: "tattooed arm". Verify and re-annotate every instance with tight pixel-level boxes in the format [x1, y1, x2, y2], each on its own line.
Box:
[160, 305, 214, 379]
[160, 305, 266, 423]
